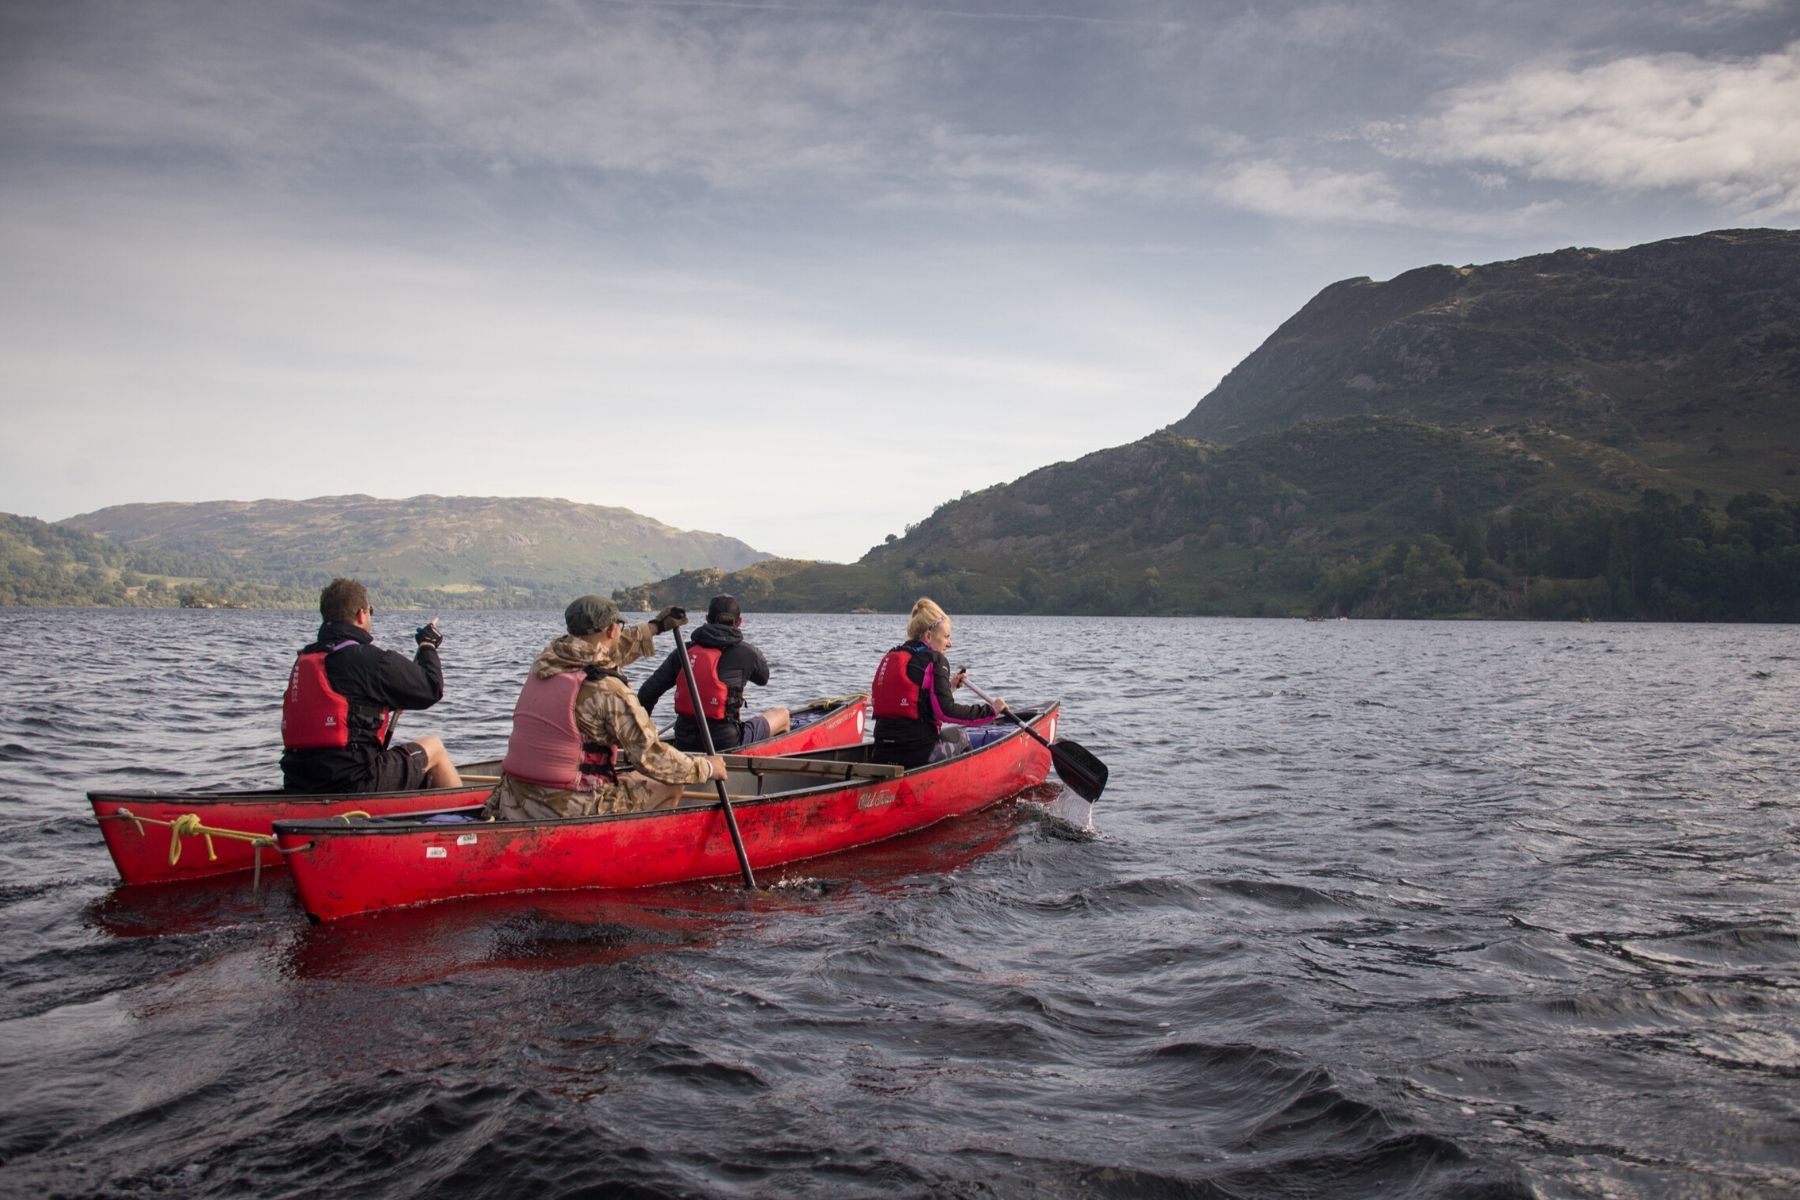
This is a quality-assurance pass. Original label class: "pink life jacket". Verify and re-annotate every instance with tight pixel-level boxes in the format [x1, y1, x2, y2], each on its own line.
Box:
[500, 667, 620, 790]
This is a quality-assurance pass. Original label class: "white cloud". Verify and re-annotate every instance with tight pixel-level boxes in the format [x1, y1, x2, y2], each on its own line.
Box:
[1700, 0, 1783, 14]
[1206, 158, 1406, 224]
[1412, 41, 1800, 218]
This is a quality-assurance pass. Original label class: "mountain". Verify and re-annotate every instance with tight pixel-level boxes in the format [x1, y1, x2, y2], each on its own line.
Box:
[620, 229, 1800, 621]
[4, 495, 767, 608]
[1167, 227, 1800, 464]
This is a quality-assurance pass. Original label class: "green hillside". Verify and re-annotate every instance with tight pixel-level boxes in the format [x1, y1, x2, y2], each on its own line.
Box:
[1, 495, 767, 609]
[620, 228, 1800, 622]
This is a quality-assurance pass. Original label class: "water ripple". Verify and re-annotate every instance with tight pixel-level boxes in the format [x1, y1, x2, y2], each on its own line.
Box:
[0, 611, 1795, 1196]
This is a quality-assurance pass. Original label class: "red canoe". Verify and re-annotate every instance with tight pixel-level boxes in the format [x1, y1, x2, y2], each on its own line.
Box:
[274, 705, 1061, 922]
[90, 693, 868, 886]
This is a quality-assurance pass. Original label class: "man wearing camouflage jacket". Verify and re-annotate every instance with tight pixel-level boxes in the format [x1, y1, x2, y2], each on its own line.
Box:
[483, 595, 728, 821]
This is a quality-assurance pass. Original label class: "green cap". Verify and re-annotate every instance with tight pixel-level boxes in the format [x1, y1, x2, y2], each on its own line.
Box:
[565, 594, 623, 636]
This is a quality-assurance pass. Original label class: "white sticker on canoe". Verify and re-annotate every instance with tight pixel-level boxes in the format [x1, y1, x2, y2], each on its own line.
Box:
[857, 787, 896, 811]
[426, 846, 447, 859]
[456, 833, 478, 846]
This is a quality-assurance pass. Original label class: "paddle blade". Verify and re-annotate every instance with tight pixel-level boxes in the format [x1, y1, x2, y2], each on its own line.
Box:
[1048, 738, 1107, 802]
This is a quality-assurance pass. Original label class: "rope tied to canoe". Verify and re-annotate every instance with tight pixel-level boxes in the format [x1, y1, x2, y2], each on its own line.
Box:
[167, 812, 221, 865]
[99, 806, 374, 893]
[100, 806, 274, 865]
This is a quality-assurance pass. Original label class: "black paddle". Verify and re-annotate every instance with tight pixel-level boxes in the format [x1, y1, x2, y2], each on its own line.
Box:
[965, 680, 1108, 802]
[671, 626, 757, 888]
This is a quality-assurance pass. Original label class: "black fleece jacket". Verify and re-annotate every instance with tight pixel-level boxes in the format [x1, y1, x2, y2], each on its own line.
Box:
[637, 620, 771, 751]
[279, 620, 445, 793]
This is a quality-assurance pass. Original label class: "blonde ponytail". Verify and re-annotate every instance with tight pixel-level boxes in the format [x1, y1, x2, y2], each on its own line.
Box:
[906, 596, 948, 642]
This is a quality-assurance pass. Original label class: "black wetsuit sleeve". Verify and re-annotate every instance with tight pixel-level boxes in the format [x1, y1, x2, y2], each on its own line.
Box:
[322, 641, 443, 711]
[925, 649, 991, 722]
[636, 650, 681, 713]
[378, 645, 444, 710]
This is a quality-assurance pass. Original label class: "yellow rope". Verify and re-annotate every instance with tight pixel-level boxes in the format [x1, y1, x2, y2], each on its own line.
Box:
[100, 807, 276, 868]
[100, 806, 403, 892]
[168, 813, 216, 865]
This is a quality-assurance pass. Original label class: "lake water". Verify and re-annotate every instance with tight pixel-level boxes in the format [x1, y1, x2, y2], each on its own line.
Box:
[0, 609, 1795, 1198]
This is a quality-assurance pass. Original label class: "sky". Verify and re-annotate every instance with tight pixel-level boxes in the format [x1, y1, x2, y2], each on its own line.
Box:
[1, 0, 1796, 563]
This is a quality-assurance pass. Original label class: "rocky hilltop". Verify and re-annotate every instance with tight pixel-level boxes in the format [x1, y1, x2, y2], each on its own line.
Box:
[1169, 228, 1800, 457]
[623, 229, 1800, 621]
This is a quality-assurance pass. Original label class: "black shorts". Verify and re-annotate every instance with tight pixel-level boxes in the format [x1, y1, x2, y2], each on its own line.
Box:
[368, 742, 430, 792]
[739, 714, 772, 745]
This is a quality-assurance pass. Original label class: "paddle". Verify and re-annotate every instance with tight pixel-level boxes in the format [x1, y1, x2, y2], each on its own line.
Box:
[671, 627, 757, 888]
[964, 680, 1108, 802]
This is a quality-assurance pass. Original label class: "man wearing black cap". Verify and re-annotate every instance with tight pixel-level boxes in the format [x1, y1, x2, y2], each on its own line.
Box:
[484, 595, 725, 821]
[638, 594, 790, 752]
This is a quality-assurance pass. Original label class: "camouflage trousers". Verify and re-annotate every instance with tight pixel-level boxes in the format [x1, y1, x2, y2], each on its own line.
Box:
[483, 770, 687, 821]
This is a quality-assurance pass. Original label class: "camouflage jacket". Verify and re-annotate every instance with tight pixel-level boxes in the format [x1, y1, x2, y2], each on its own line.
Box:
[484, 621, 710, 820]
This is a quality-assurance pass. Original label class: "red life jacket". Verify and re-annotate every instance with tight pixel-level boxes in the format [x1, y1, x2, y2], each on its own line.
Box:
[281, 641, 395, 751]
[673, 645, 730, 721]
[871, 644, 935, 724]
[500, 666, 621, 790]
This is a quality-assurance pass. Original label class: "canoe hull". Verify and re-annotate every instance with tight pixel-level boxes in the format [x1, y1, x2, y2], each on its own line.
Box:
[90, 696, 868, 886]
[277, 707, 1059, 921]
[91, 774, 502, 886]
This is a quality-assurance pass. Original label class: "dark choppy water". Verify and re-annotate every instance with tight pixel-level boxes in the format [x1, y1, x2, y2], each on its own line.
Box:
[0, 609, 1796, 1199]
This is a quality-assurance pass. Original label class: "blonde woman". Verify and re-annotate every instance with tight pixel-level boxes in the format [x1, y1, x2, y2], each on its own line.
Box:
[869, 597, 1007, 769]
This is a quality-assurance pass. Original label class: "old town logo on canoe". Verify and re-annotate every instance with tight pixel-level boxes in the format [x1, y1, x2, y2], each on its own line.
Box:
[857, 787, 896, 811]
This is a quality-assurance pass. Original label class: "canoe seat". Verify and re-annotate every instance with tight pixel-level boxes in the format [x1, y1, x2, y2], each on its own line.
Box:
[719, 755, 904, 781]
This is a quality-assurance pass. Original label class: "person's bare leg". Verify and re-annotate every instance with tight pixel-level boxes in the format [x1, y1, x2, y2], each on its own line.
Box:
[416, 735, 462, 787]
[764, 706, 791, 735]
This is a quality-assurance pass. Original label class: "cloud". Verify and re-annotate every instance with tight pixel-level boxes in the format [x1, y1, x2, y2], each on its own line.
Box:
[1206, 159, 1405, 225]
[1411, 41, 1800, 218]
[0, 2, 947, 201]
[1697, 0, 1784, 15]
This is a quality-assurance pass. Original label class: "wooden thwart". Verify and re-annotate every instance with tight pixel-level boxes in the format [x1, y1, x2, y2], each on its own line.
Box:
[466, 758, 898, 794]
[719, 755, 904, 781]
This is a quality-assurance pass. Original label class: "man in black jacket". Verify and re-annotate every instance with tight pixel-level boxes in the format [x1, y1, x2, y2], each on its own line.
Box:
[279, 577, 462, 794]
[637, 594, 790, 752]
